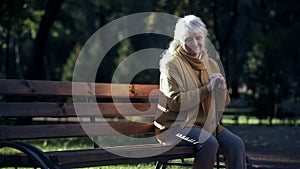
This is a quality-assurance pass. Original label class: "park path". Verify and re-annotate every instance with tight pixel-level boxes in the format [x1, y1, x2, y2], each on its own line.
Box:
[227, 125, 300, 169]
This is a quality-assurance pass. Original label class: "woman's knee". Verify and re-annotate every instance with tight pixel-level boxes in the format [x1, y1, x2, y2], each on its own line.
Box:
[219, 129, 245, 153]
[226, 135, 246, 157]
[233, 136, 246, 153]
[202, 135, 219, 152]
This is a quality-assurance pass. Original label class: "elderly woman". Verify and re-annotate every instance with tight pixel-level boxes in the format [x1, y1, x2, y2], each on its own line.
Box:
[154, 15, 246, 169]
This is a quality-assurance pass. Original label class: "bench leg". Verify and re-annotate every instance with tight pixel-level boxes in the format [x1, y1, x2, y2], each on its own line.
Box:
[17, 142, 60, 169]
[0, 141, 60, 169]
[155, 161, 167, 169]
[246, 155, 253, 169]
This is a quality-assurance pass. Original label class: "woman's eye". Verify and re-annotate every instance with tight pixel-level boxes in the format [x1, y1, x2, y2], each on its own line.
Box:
[195, 36, 202, 41]
[185, 37, 193, 43]
[185, 36, 202, 43]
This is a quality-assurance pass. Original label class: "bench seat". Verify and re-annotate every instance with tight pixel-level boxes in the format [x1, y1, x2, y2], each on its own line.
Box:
[1, 143, 194, 168]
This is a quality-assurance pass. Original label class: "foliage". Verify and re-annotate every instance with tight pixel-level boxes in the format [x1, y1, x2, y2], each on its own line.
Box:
[61, 43, 81, 81]
[242, 0, 300, 122]
[0, 0, 299, 120]
[0, 0, 45, 78]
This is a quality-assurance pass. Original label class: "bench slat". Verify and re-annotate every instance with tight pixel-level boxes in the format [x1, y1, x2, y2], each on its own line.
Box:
[0, 79, 159, 98]
[0, 102, 156, 118]
[0, 145, 194, 168]
[51, 145, 194, 167]
[0, 122, 154, 140]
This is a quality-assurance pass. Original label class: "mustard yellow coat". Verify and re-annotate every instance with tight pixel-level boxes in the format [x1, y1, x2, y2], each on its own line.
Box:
[154, 46, 230, 141]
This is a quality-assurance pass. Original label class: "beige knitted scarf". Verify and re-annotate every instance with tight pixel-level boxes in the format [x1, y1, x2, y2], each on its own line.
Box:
[175, 46, 209, 86]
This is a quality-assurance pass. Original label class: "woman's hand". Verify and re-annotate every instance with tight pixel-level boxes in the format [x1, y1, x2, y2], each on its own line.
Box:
[207, 73, 227, 91]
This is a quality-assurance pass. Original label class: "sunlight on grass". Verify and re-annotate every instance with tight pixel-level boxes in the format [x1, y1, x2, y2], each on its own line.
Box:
[222, 115, 300, 125]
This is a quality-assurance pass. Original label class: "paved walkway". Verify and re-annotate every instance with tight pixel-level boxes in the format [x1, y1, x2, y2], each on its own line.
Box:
[227, 125, 300, 169]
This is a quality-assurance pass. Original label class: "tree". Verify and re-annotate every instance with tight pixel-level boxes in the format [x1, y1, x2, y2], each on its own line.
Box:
[0, 0, 41, 79]
[243, 0, 300, 124]
[25, 0, 64, 80]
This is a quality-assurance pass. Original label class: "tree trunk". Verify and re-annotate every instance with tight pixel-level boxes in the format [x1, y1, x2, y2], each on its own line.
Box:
[19, 0, 63, 125]
[25, 0, 64, 80]
[212, 0, 239, 97]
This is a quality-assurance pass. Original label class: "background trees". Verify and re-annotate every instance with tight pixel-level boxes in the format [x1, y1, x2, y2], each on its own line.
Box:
[1, 0, 299, 121]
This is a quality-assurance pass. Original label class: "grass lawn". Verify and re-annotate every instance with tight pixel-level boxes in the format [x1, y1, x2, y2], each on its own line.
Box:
[221, 114, 300, 125]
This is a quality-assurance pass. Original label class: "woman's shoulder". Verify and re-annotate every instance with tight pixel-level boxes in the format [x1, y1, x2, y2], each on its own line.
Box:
[206, 54, 221, 73]
[204, 53, 219, 66]
[208, 57, 218, 65]
[160, 52, 181, 68]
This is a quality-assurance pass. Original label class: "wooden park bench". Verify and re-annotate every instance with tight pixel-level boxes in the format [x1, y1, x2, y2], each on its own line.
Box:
[0, 79, 253, 168]
[0, 79, 197, 169]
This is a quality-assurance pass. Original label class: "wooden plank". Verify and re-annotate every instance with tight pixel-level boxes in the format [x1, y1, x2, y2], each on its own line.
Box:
[0, 102, 67, 117]
[0, 79, 74, 96]
[0, 102, 157, 118]
[50, 145, 194, 166]
[0, 122, 154, 140]
[0, 145, 194, 167]
[94, 83, 159, 99]
[0, 79, 159, 98]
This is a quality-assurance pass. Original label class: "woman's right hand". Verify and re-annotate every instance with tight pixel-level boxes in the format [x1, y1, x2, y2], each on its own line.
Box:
[207, 73, 226, 91]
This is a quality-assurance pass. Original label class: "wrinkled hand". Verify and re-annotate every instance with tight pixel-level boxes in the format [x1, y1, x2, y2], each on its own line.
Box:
[207, 73, 227, 91]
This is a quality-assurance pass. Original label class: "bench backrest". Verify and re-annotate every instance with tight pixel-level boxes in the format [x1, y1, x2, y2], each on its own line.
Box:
[0, 79, 159, 144]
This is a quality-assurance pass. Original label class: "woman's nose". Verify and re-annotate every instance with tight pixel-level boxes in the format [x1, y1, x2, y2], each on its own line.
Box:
[193, 38, 198, 44]
[188, 38, 198, 45]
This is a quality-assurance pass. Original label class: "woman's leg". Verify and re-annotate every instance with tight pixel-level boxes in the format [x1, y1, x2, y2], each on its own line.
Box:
[218, 128, 247, 169]
[163, 126, 219, 169]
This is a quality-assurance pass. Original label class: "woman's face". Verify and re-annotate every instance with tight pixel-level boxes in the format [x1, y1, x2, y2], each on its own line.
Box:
[182, 35, 204, 57]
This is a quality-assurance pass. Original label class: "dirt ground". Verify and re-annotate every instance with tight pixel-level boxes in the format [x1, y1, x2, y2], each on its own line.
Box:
[227, 125, 300, 169]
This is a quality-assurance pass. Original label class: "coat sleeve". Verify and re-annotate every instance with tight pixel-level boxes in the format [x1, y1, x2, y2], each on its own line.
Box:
[207, 57, 231, 108]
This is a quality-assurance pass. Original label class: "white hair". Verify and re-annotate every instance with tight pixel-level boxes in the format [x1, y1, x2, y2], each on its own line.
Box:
[163, 15, 208, 56]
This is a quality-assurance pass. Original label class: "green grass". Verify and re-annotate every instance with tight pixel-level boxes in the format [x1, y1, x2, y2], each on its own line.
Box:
[221, 115, 300, 125]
